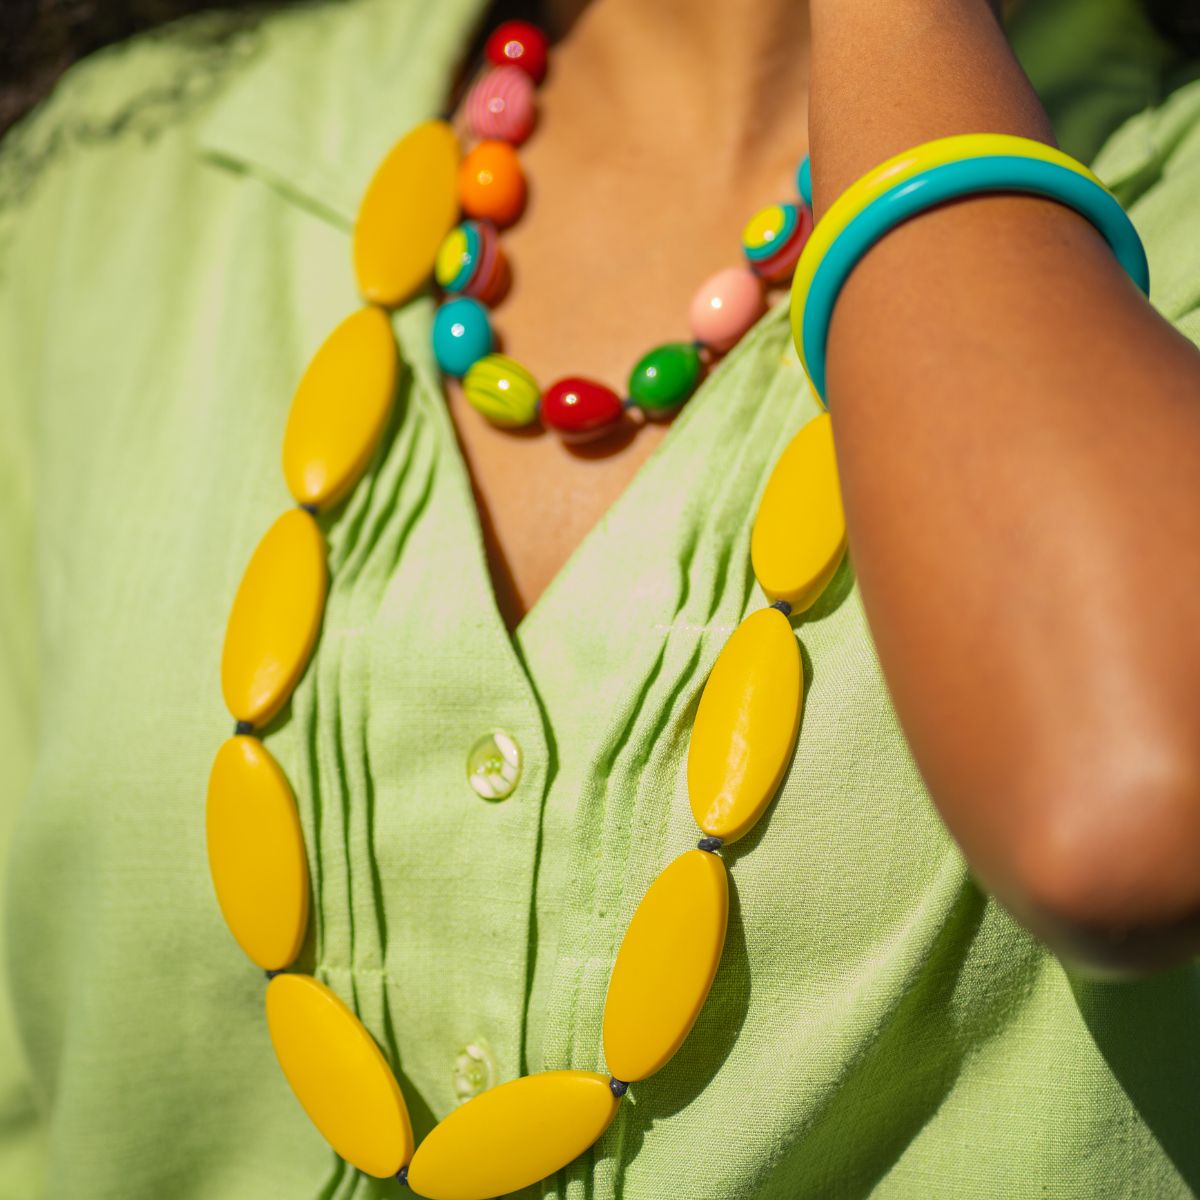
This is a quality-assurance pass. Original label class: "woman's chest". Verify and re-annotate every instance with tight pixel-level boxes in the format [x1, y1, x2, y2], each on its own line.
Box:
[439, 92, 808, 627]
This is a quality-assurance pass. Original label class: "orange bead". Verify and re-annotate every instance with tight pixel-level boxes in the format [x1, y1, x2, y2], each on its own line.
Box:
[458, 141, 526, 228]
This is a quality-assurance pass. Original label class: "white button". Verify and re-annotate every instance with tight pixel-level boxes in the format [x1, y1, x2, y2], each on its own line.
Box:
[466, 730, 521, 800]
[452, 1038, 498, 1103]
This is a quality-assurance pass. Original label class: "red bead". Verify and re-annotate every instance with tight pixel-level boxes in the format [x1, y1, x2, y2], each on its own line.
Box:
[485, 21, 549, 85]
[541, 378, 625, 442]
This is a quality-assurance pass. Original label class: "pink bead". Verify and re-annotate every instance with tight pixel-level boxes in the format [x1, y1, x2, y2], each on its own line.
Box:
[466, 66, 536, 145]
[688, 267, 766, 353]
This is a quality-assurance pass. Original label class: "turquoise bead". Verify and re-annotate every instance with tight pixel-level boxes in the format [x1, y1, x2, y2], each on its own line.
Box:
[433, 297, 494, 377]
[797, 156, 812, 208]
[627, 343, 703, 414]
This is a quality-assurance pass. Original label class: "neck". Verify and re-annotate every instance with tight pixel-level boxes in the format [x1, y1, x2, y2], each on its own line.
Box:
[536, 0, 812, 181]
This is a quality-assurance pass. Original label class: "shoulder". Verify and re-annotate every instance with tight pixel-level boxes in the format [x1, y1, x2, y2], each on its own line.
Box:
[0, 11, 267, 245]
[1095, 74, 1200, 338]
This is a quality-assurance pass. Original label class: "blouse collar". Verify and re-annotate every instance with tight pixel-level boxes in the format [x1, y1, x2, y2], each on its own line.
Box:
[196, 0, 489, 231]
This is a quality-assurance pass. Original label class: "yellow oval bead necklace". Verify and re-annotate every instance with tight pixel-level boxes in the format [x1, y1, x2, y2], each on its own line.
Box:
[205, 18, 846, 1198]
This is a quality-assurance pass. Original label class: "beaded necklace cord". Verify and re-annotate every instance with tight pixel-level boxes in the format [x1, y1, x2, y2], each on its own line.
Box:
[206, 18, 845, 1199]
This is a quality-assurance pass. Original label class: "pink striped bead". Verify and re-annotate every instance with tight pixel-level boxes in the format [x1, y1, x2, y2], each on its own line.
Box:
[466, 67, 536, 145]
[688, 267, 766, 354]
[463, 222, 509, 304]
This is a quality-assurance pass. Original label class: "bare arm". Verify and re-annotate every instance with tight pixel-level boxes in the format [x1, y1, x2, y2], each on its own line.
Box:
[808, 0, 1200, 972]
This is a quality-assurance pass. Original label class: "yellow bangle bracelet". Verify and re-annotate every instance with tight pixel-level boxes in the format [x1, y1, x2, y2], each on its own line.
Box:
[788, 133, 1102, 380]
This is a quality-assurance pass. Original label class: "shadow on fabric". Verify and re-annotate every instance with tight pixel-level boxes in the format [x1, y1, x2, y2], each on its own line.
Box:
[1067, 962, 1200, 1192]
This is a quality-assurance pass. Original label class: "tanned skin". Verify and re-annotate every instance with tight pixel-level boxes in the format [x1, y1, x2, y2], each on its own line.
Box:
[444, 0, 1200, 974]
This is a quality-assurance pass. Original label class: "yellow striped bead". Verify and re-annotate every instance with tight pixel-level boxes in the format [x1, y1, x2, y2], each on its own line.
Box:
[205, 736, 309, 970]
[220, 508, 326, 727]
[462, 353, 540, 427]
[602, 849, 728, 1082]
[265, 974, 414, 1178]
[687, 607, 803, 843]
[406, 1070, 619, 1200]
[751, 411, 846, 612]
[282, 307, 398, 510]
[353, 119, 460, 307]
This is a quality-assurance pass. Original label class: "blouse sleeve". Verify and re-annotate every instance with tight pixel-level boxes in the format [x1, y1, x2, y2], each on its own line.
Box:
[1093, 75, 1200, 343]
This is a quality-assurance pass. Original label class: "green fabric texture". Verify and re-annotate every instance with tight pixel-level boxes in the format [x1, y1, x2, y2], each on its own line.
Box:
[0, 1, 1198, 1196]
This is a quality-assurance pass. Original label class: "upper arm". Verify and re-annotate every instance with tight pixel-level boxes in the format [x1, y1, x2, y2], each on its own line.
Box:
[820, 63, 1200, 972]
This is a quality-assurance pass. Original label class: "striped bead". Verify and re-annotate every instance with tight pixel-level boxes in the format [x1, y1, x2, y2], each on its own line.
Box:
[463, 354, 540, 428]
[435, 221, 509, 305]
[742, 202, 812, 284]
[466, 66, 536, 145]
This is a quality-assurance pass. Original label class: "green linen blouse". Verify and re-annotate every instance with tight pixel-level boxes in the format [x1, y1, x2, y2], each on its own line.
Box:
[0, 0, 1198, 1196]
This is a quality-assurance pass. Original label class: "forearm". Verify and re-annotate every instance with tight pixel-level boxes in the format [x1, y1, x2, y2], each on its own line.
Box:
[808, 0, 1200, 971]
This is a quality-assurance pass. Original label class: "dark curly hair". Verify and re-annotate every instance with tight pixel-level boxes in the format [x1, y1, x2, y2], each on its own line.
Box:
[1, 0, 1197, 136]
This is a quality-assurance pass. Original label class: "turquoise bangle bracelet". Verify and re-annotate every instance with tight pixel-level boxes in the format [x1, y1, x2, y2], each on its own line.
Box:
[800, 154, 1150, 402]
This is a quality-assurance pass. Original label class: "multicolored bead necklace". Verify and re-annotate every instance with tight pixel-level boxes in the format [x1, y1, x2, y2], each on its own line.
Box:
[205, 17, 846, 1199]
[431, 20, 815, 440]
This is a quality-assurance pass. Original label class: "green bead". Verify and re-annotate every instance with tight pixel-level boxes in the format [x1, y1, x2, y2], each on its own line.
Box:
[463, 354, 540, 427]
[627, 342, 702, 413]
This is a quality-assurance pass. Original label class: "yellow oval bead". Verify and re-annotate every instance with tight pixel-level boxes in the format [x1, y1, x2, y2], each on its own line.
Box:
[602, 849, 728, 1082]
[353, 119, 460, 307]
[406, 1070, 619, 1200]
[205, 736, 309, 970]
[265, 974, 414, 1178]
[281, 307, 398, 510]
[687, 607, 803, 843]
[220, 508, 326, 727]
[751, 411, 846, 612]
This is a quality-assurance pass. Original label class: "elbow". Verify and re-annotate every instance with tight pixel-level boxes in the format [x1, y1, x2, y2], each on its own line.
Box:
[999, 754, 1200, 976]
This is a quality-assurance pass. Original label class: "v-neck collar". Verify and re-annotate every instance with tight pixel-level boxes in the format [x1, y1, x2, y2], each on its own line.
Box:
[191, 0, 815, 657]
[506, 295, 803, 646]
